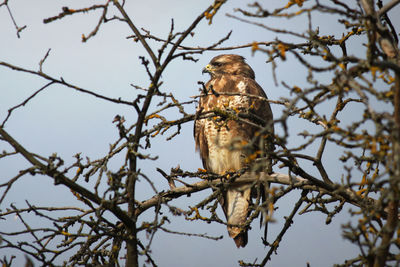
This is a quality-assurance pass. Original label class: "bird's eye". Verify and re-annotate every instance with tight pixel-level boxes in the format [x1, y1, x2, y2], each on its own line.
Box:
[213, 62, 222, 67]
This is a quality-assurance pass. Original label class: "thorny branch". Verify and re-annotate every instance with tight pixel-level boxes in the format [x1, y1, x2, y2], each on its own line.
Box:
[2, 0, 26, 38]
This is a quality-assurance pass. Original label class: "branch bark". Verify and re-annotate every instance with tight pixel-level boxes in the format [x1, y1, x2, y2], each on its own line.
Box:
[0, 127, 135, 231]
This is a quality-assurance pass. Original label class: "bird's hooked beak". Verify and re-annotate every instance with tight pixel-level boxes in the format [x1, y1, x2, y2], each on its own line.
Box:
[202, 64, 215, 75]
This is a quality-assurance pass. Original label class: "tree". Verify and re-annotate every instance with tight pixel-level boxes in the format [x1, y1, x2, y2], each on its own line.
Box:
[0, 0, 399, 266]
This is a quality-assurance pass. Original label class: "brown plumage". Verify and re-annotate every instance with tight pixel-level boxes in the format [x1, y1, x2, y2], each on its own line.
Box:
[194, 54, 274, 247]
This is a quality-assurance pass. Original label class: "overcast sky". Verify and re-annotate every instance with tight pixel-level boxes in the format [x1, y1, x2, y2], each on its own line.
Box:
[1, 1, 400, 266]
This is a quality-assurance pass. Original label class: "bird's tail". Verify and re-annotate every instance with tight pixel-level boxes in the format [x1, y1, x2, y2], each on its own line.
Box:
[232, 229, 248, 248]
[226, 187, 251, 248]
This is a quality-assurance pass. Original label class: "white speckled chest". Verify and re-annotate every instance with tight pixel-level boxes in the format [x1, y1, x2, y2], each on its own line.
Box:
[201, 79, 252, 174]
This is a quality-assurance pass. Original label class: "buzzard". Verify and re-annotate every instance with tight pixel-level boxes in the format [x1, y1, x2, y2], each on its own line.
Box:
[194, 54, 274, 247]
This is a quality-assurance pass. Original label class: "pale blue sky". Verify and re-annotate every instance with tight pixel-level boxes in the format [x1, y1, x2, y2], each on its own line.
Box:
[1, 1, 399, 266]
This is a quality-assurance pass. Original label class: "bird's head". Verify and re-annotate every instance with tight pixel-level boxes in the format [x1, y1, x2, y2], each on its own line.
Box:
[202, 54, 255, 79]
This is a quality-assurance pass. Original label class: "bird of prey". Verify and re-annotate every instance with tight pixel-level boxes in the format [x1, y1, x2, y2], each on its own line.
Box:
[194, 54, 274, 248]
